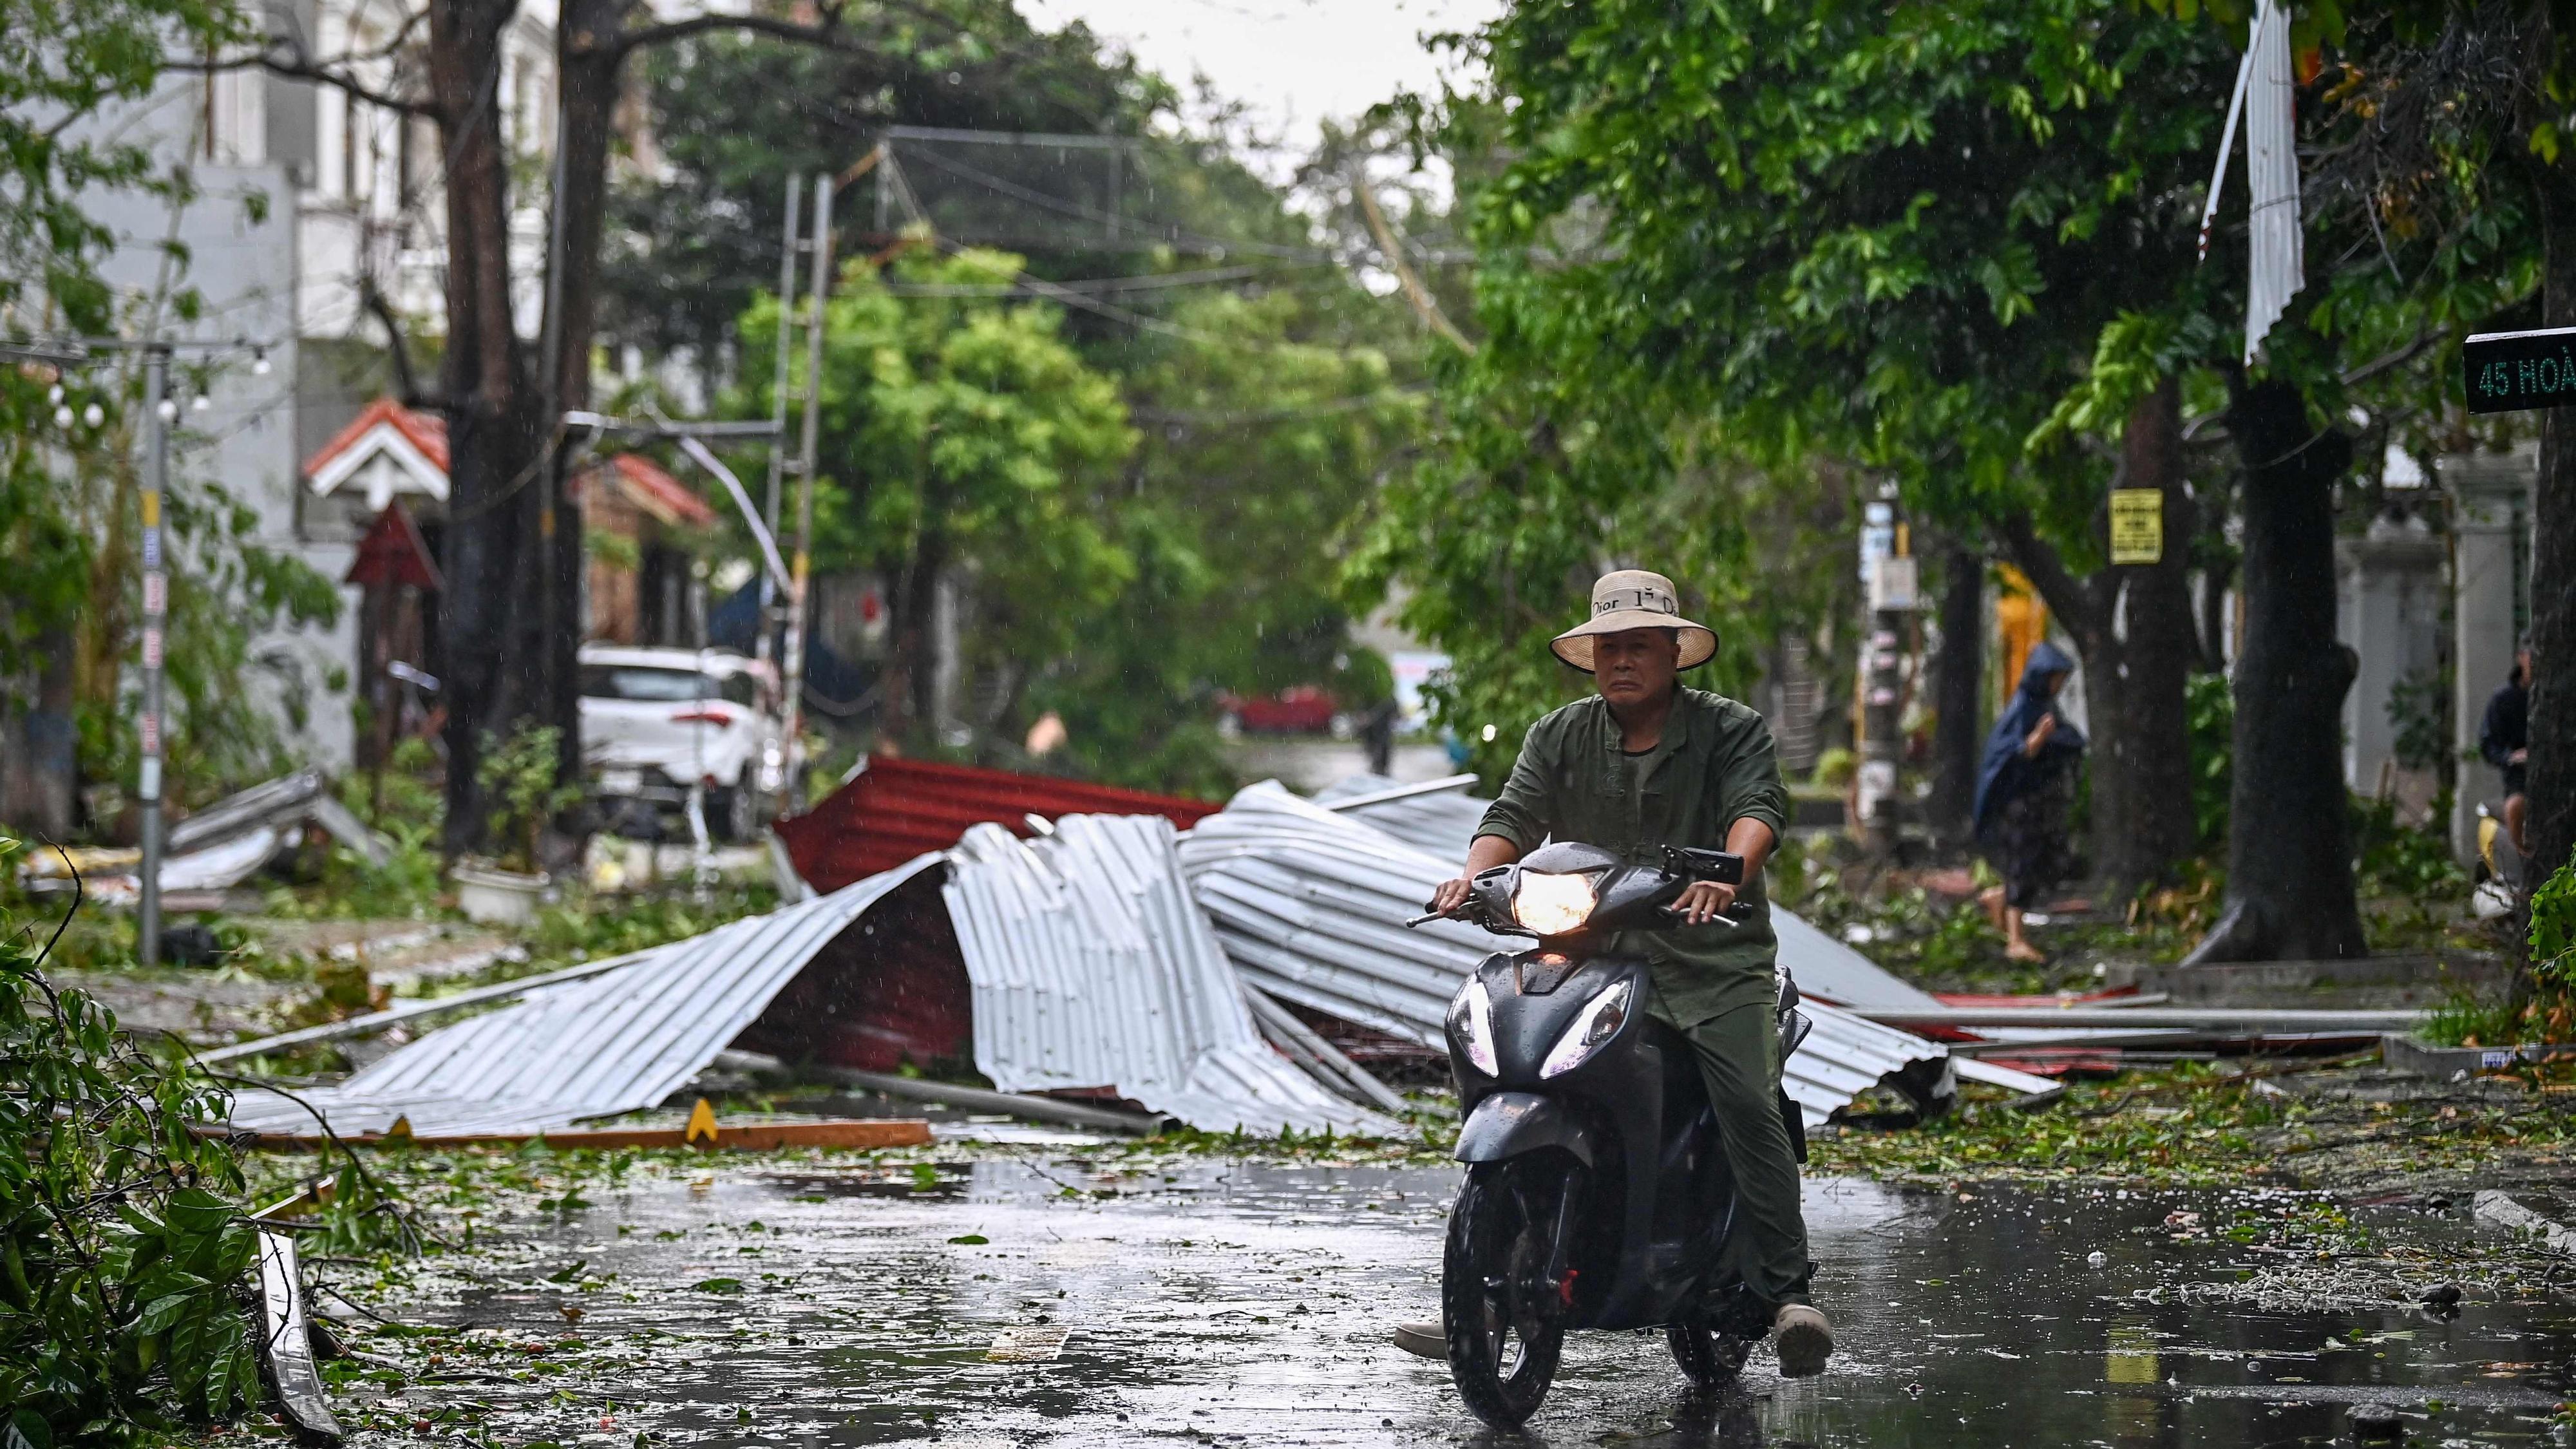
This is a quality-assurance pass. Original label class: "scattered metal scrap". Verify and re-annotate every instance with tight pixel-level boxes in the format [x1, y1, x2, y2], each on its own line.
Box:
[19, 770, 392, 905]
[2473, 1190, 2576, 1255]
[232, 1112, 932, 1153]
[1857, 1006, 2420, 1032]
[223, 813, 1400, 1143]
[200, 945, 669, 1065]
[944, 813, 1399, 1136]
[254, 1227, 343, 1443]
[225, 859, 943, 1139]
[802, 1063, 1169, 1135]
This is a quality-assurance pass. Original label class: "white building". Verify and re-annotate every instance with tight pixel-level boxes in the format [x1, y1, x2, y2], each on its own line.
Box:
[71, 0, 558, 770]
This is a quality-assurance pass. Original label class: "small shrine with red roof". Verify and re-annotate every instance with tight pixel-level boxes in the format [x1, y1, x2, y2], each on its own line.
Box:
[298, 396, 719, 649]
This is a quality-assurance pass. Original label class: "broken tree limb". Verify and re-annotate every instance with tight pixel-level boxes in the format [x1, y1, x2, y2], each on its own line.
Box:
[1242, 986, 1409, 1115]
[198, 945, 665, 1066]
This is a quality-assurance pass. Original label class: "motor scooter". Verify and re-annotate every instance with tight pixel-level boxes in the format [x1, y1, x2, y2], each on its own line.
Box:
[1408, 840, 1812, 1427]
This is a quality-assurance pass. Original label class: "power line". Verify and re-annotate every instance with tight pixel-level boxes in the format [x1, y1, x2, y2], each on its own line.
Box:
[890, 142, 1339, 264]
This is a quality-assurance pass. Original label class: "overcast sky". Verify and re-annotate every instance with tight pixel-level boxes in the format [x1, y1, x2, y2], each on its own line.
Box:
[1023, 0, 1500, 164]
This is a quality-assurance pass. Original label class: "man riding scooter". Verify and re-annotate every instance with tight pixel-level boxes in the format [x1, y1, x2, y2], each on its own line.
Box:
[1394, 569, 1833, 1379]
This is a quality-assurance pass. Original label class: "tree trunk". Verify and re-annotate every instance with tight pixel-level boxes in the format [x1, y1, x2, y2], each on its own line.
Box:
[1926, 533, 1985, 848]
[544, 1, 624, 793]
[1992, 379, 2200, 898]
[2183, 379, 2367, 965]
[884, 527, 947, 746]
[433, 0, 548, 858]
[2526, 149, 2576, 913]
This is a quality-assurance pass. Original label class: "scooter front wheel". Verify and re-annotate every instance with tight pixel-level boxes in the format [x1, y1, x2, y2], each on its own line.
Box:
[1666, 1312, 1755, 1386]
[1441, 1155, 1575, 1427]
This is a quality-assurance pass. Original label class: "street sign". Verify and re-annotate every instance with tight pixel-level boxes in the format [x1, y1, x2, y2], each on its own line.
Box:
[2108, 489, 2163, 565]
[1868, 554, 1918, 611]
[2465, 326, 2576, 414]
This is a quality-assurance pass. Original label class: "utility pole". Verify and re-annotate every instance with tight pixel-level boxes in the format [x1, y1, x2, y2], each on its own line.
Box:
[781, 173, 834, 777]
[138, 345, 171, 967]
[1, 334, 258, 967]
[1855, 496, 1917, 857]
[756, 175, 802, 668]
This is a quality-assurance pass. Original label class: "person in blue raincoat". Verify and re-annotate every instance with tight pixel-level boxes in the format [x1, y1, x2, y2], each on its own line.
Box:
[1972, 641, 2086, 963]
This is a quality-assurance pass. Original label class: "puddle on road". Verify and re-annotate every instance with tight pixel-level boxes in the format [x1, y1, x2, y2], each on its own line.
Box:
[354, 1160, 2576, 1446]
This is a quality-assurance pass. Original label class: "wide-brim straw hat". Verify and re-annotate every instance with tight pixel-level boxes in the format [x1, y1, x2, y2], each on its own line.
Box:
[1550, 569, 1718, 672]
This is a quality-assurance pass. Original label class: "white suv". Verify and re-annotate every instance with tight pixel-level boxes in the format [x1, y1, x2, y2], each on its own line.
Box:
[578, 645, 791, 841]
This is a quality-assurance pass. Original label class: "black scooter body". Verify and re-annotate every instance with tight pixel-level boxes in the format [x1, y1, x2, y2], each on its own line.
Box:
[1448, 947, 1799, 1334]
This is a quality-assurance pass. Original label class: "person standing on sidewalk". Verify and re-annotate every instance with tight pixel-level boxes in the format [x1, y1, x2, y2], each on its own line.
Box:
[1973, 641, 2087, 964]
[2483, 636, 2532, 860]
[1394, 569, 1831, 1378]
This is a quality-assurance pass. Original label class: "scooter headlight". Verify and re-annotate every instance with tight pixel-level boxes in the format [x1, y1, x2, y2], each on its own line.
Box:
[1448, 976, 1499, 1077]
[1512, 871, 1597, 934]
[1540, 979, 1633, 1079]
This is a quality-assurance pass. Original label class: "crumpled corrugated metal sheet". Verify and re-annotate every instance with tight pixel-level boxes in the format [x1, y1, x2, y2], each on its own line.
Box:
[775, 755, 1219, 892]
[1178, 782, 1950, 1126]
[1312, 773, 1495, 859]
[1181, 782, 1506, 1045]
[1292, 775, 1942, 1012]
[226, 860, 938, 1137]
[945, 814, 1397, 1137]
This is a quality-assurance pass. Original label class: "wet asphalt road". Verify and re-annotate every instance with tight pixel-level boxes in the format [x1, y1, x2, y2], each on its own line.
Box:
[350, 1156, 2576, 1446]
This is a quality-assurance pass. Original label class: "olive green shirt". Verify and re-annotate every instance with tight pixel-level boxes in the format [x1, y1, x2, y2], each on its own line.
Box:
[1473, 688, 1791, 1026]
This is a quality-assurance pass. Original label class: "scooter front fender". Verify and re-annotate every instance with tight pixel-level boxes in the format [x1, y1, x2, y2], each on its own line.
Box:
[1454, 1091, 1596, 1168]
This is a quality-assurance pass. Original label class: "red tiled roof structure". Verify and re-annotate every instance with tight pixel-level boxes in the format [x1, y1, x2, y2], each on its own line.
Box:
[590, 453, 717, 529]
[775, 755, 1221, 891]
[303, 397, 450, 478]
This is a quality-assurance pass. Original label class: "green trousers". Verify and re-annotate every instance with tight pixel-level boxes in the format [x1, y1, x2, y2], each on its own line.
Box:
[1665, 999, 1812, 1307]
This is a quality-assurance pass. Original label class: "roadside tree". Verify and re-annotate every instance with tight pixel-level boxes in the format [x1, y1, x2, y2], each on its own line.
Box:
[1368, 0, 2240, 897]
[734, 248, 1136, 746]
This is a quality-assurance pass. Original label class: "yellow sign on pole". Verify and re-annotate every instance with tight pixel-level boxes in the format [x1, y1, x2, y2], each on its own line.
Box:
[2108, 488, 2163, 565]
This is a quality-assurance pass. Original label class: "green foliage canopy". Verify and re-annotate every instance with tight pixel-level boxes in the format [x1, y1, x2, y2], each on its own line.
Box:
[0, 890, 261, 1444]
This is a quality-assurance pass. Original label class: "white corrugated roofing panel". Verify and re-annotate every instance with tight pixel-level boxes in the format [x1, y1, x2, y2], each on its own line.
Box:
[945, 814, 1397, 1137]
[226, 860, 939, 1137]
[1313, 772, 1496, 859]
[1179, 782, 1953, 1126]
[1302, 773, 1939, 1012]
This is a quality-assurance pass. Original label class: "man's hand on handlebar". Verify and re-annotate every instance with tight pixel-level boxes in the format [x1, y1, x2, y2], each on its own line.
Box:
[1671, 880, 1737, 926]
[1428, 875, 1475, 918]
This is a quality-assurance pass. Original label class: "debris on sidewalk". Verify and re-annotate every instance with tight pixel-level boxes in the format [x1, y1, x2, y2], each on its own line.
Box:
[19, 770, 393, 904]
[253, 1229, 343, 1443]
[2471, 1189, 2576, 1254]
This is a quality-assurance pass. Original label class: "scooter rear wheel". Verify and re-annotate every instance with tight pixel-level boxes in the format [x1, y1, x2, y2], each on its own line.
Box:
[1666, 1313, 1755, 1386]
[1442, 1156, 1573, 1427]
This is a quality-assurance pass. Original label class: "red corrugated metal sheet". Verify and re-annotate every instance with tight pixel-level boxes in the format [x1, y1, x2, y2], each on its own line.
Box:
[775, 755, 1220, 892]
